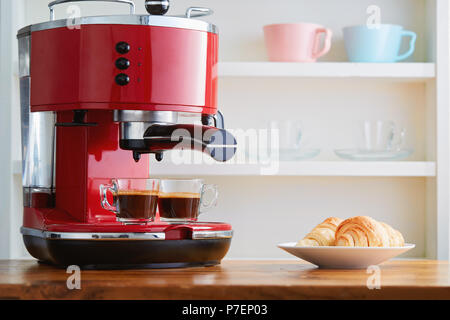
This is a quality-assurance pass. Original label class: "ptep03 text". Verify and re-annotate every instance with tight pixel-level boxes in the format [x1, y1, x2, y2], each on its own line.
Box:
[182, 304, 269, 317]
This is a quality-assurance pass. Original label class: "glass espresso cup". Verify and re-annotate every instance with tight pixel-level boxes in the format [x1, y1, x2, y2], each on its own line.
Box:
[158, 179, 218, 222]
[358, 120, 405, 152]
[100, 179, 160, 224]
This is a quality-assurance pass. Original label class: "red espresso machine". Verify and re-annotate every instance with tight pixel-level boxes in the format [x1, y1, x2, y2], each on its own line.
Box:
[17, 0, 237, 268]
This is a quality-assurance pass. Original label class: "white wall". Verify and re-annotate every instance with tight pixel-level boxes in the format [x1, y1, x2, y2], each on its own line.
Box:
[203, 176, 426, 258]
[23, 0, 428, 61]
[2, 0, 439, 259]
[0, 0, 26, 259]
[0, 0, 13, 259]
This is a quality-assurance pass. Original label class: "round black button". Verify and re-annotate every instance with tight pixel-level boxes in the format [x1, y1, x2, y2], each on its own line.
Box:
[116, 57, 130, 70]
[116, 42, 130, 54]
[115, 73, 130, 86]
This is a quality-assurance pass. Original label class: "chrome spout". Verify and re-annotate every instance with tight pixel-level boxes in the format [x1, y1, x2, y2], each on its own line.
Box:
[143, 124, 237, 162]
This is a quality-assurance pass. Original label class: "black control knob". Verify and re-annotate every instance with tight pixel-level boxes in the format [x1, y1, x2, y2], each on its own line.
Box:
[116, 41, 130, 54]
[115, 73, 130, 86]
[116, 57, 130, 70]
[145, 0, 170, 15]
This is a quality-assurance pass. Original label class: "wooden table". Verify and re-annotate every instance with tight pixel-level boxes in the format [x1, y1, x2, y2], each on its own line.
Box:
[0, 259, 449, 300]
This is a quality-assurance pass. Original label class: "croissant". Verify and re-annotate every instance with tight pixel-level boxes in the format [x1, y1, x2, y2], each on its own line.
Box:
[296, 217, 343, 246]
[335, 216, 390, 247]
[380, 222, 405, 247]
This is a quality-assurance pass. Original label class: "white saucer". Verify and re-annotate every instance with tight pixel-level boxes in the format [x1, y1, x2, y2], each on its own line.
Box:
[278, 242, 415, 269]
[334, 149, 413, 161]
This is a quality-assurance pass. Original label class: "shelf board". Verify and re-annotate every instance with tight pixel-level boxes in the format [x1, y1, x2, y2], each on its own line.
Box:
[218, 62, 436, 80]
[149, 161, 436, 177]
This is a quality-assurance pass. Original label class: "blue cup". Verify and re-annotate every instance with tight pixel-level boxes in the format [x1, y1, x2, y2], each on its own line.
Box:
[343, 24, 416, 62]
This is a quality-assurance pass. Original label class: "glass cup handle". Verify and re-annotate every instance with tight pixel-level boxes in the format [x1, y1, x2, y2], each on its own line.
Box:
[295, 128, 303, 149]
[393, 128, 406, 151]
[199, 184, 219, 214]
[388, 126, 405, 151]
[99, 183, 118, 213]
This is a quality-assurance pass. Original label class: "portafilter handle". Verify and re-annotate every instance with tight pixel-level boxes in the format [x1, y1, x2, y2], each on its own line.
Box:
[144, 124, 237, 162]
[48, 0, 136, 21]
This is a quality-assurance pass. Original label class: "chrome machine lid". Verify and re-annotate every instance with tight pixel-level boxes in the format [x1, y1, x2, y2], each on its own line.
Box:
[17, 0, 217, 38]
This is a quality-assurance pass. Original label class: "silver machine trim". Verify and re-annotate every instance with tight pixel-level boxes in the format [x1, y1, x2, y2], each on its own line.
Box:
[21, 227, 233, 240]
[114, 110, 179, 141]
[21, 227, 166, 240]
[192, 230, 233, 240]
[17, 14, 218, 39]
[185, 7, 213, 19]
[113, 110, 178, 123]
[19, 33, 57, 203]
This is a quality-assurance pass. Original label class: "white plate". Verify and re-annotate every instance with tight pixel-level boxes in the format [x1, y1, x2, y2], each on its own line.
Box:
[278, 242, 415, 269]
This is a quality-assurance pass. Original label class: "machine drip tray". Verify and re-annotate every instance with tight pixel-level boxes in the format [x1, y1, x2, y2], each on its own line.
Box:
[23, 235, 231, 269]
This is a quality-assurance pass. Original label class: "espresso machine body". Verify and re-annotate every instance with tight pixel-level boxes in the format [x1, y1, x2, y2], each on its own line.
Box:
[18, 0, 236, 268]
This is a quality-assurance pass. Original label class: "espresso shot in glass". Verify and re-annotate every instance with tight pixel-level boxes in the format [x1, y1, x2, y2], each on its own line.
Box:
[100, 178, 160, 224]
[158, 179, 218, 222]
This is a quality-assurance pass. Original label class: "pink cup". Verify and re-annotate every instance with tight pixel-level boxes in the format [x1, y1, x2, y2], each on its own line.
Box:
[263, 23, 333, 62]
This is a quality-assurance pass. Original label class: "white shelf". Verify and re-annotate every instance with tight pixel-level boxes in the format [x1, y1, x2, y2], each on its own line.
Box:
[218, 62, 436, 80]
[150, 161, 436, 177]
